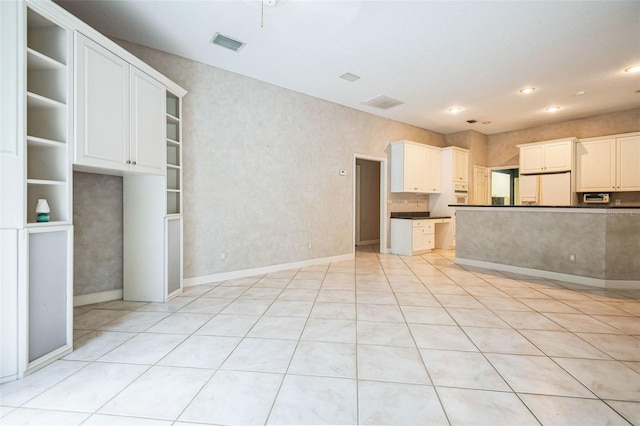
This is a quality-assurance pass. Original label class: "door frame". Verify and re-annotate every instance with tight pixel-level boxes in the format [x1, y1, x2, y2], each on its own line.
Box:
[353, 154, 387, 254]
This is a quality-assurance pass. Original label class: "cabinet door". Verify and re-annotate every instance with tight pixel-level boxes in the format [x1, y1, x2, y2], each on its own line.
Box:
[544, 141, 572, 173]
[576, 139, 615, 191]
[75, 33, 129, 171]
[24, 226, 73, 372]
[166, 217, 182, 298]
[617, 136, 640, 191]
[519, 175, 538, 203]
[520, 145, 544, 174]
[453, 149, 469, 183]
[130, 67, 165, 175]
[412, 226, 429, 252]
[425, 147, 442, 193]
[404, 144, 427, 192]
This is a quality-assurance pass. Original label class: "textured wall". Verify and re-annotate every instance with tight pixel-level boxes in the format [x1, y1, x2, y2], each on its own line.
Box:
[486, 108, 640, 168]
[73, 172, 123, 295]
[456, 208, 640, 281]
[445, 130, 488, 202]
[456, 209, 607, 279]
[115, 40, 444, 278]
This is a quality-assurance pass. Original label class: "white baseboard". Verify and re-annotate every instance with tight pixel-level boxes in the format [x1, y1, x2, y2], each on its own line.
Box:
[455, 257, 640, 290]
[184, 253, 355, 287]
[74, 289, 123, 307]
[356, 239, 380, 246]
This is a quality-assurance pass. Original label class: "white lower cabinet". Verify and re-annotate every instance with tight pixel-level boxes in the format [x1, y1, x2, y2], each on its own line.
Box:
[20, 226, 73, 374]
[166, 217, 183, 299]
[391, 219, 435, 256]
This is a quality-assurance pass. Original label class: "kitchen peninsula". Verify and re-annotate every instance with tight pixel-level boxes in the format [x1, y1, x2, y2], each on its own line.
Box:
[453, 205, 640, 289]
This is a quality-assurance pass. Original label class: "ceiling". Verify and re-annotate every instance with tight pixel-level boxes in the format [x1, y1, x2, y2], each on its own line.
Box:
[55, 0, 640, 135]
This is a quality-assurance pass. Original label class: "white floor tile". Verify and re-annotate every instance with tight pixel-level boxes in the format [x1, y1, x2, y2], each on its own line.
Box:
[0, 360, 89, 406]
[65, 331, 136, 361]
[144, 312, 212, 334]
[180, 370, 282, 425]
[288, 341, 356, 378]
[98, 333, 186, 364]
[98, 311, 169, 332]
[520, 393, 630, 426]
[195, 313, 260, 337]
[437, 387, 539, 426]
[268, 375, 357, 425]
[357, 345, 430, 384]
[0, 408, 90, 425]
[421, 349, 509, 391]
[409, 323, 477, 351]
[221, 338, 297, 373]
[301, 318, 356, 343]
[99, 366, 212, 420]
[357, 321, 415, 347]
[246, 316, 307, 340]
[158, 335, 240, 369]
[24, 362, 148, 412]
[83, 414, 173, 425]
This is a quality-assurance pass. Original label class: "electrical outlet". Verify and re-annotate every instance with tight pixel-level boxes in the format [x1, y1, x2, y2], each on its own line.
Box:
[220, 251, 226, 261]
[569, 253, 576, 262]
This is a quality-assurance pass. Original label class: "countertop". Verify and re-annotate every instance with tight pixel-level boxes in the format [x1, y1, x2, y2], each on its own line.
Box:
[390, 212, 452, 220]
[449, 204, 640, 209]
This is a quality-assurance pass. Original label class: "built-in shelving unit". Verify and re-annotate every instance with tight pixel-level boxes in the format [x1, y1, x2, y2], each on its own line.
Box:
[25, 7, 70, 225]
[166, 91, 182, 215]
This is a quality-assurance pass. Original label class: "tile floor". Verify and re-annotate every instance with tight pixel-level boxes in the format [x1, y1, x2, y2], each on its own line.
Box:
[2, 246, 640, 425]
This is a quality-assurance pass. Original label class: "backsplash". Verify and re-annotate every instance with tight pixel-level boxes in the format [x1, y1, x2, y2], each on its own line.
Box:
[389, 193, 429, 213]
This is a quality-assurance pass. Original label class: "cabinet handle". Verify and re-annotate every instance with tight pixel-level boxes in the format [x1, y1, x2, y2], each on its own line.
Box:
[132, 161, 137, 165]
[126, 160, 131, 164]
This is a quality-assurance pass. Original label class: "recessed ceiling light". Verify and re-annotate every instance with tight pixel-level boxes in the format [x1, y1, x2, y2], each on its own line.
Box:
[545, 106, 561, 113]
[519, 87, 536, 94]
[575, 91, 586, 96]
[448, 107, 462, 113]
[481, 121, 492, 125]
[339, 72, 360, 82]
[624, 65, 640, 73]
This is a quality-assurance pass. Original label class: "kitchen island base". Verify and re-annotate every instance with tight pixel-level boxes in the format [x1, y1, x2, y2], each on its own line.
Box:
[454, 206, 640, 289]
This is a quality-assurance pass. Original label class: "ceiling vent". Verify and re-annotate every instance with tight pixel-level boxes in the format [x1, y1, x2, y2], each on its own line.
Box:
[339, 72, 360, 82]
[361, 94, 404, 110]
[210, 33, 245, 52]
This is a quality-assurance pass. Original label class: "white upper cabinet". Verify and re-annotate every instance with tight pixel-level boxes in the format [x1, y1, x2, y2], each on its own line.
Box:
[519, 138, 575, 174]
[390, 141, 441, 193]
[75, 33, 164, 175]
[130, 67, 165, 174]
[75, 33, 129, 171]
[577, 134, 640, 192]
[450, 147, 469, 184]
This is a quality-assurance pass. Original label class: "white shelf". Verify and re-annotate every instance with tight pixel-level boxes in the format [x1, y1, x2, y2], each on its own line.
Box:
[167, 164, 180, 170]
[166, 138, 180, 146]
[166, 113, 180, 123]
[27, 48, 66, 71]
[26, 91, 66, 109]
[27, 179, 66, 186]
[26, 135, 66, 147]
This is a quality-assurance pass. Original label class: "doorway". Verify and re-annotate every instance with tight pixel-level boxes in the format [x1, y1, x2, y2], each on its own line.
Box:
[490, 167, 520, 205]
[353, 155, 387, 254]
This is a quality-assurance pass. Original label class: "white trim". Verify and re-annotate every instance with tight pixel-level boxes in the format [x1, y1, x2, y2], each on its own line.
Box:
[184, 253, 354, 287]
[73, 289, 123, 307]
[353, 153, 387, 255]
[455, 257, 640, 290]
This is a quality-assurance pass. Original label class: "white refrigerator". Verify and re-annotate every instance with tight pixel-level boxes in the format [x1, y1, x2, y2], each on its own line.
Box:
[519, 172, 572, 205]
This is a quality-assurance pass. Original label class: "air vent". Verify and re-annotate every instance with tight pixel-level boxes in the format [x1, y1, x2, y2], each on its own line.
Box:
[339, 72, 360, 82]
[361, 94, 404, 110]
[210, 33, 245, 52]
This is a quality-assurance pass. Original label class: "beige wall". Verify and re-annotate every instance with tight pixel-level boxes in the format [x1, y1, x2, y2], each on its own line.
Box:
[486, 108, 640, 168]
[116, 40, 443, 278]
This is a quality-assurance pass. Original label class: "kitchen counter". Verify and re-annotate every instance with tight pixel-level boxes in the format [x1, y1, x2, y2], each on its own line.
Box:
[390, 212, 452, 220]
[449, 204, 640, 209]
[452, 205, 639, 289]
